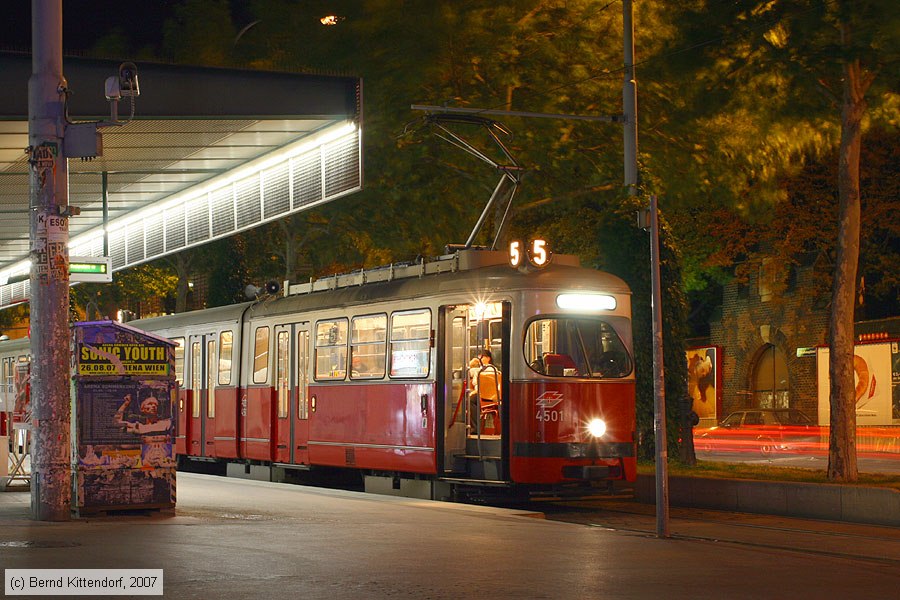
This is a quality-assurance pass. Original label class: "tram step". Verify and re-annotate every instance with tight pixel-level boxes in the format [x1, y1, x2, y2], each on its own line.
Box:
[465, 438, 502, 456]
[460, 454, 501, 461]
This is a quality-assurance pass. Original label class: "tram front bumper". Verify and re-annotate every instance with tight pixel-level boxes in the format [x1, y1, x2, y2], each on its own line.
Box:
[562, 464, 622, 480]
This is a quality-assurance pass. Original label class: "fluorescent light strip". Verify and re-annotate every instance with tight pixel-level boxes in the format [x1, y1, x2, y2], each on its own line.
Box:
[108, 121, 357, 234]
[1, 121, 358, 286]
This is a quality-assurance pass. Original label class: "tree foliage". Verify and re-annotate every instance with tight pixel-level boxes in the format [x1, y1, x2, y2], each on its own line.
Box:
[71, 0, 899, 472]
[660, 0, 900, 480]
[71, 264, 178, 320]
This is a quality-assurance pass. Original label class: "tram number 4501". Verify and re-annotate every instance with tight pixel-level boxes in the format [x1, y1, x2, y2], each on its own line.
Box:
[536, 408, 563, 422]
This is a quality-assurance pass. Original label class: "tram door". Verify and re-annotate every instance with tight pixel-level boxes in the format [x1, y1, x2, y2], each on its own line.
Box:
[273, 323, 310, 465]
[173, 338, 187, 456]
[442, 306, 469, 473]
[187, 333, 217, 457]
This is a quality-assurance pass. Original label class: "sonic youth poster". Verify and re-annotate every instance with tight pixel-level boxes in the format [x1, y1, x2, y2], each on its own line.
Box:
[75, 321, 172, 377]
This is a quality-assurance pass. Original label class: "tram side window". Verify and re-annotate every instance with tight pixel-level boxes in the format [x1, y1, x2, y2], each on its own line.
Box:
[253, 326, 270, 384]
[218, 330, 233, 385]
[2, 358, 10, 399]
[390, 310, 431, 378]
[190, 341, 201, 417]
[524, 318, 632, 379]
[350, 314, 386, 379]
[297, 330, 309, 419]
[315, 319, 348, 380]
[276, 330, 290, 418]
[206, 339, 216, 418]
[172, 337, 185, 386]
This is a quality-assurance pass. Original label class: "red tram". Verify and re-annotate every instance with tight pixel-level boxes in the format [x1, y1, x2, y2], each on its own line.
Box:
[3, 248, 636, 499]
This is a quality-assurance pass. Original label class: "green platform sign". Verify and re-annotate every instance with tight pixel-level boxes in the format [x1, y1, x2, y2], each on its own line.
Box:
[69, 256, 112, 283]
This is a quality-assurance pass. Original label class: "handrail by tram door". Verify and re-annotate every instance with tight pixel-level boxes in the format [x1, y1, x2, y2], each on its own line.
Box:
[442, 307, 469, 474]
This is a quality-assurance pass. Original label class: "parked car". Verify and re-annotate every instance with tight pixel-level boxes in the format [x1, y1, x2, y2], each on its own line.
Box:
[694, 408, 823, 457]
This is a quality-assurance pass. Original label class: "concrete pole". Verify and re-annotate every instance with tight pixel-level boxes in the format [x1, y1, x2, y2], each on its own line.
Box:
[624, 0, 668, 538]
[622, 0, 639, 193]
[29, 0, 71, 521]
[649, 194, 669, 538]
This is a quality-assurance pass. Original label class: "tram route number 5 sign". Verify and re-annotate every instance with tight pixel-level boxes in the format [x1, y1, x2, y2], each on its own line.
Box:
[509, 239, 552, 269]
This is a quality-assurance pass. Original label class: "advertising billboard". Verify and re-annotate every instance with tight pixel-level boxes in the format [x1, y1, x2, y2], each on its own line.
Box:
[687, 346, 721, 426]
[72, 321, 177, 513]
[817, 342, 896, 425]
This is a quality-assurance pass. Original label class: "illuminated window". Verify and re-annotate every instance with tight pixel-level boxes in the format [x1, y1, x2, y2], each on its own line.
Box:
[172, 337, 185, 386]
[218, 330, 233, 385]
[350, 314, 386, 379]
[276, 330, 290, 418]
[751, 344, 789, 408]
[390, 310, 431, 378]
[2, 358, 10, 397]
[191, 341, 201, 417]
[524, 317, 632, 379]
[206, 339, 216, 418]
[253, 327, 270, 384]
[297, 330, 309, 420]
[315, 319, 348, 380]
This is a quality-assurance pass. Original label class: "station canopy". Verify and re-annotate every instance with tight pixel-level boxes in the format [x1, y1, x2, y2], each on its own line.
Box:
[0, 52, 362, 309]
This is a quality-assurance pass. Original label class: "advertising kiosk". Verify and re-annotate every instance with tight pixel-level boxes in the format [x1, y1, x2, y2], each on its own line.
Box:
[72, 321, 177, 514]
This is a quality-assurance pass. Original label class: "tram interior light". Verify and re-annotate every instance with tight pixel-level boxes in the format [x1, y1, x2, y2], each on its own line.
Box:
[474, 302, 488, 320]
[557, 293, 616, 311]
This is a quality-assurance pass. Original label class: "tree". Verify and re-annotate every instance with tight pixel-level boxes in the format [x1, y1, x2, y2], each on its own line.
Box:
[71, 264, 178, 319]
[160, 0, 236, 66]
[196, 0, 694, 458]
[662, 1, 900, 481]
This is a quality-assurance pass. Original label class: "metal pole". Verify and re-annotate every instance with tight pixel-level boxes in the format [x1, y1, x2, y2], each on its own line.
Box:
[29, 0, 71, 521]
[623, 0, 638, 193]
[102, 171, 109, 256]
[650, 194, 669, 538]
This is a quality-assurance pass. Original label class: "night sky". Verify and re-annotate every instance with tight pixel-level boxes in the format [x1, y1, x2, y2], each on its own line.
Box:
[1, 2, 178, 53]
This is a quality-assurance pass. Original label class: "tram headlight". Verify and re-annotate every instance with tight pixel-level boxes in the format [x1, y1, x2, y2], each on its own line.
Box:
[587, 418, 607, 438]
[556, 293, 616, 311]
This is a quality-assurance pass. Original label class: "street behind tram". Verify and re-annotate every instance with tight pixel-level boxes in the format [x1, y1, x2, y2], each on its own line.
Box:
[2, 473, 898, 599]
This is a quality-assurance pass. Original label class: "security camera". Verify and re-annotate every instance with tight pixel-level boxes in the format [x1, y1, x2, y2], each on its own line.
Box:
[104, 62, 140, 101]
[118, 62, 140, 97]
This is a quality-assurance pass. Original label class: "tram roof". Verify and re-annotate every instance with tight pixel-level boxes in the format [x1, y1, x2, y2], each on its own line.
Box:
[129, 251, 632, 333]
[0, 52, 362, 310]
[248, 251, 632, 319]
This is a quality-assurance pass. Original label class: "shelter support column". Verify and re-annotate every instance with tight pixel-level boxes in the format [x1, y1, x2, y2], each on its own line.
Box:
[29, 0, 71, 521]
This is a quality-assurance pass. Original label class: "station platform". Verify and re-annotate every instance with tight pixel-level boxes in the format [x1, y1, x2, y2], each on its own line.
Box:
[2, 473, 899, 599]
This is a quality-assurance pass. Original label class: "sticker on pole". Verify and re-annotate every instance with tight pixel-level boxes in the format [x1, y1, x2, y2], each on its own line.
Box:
[29, 142, 58, 169]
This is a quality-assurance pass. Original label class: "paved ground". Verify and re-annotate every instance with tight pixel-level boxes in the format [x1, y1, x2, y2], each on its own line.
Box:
[2, 473, 899, 599]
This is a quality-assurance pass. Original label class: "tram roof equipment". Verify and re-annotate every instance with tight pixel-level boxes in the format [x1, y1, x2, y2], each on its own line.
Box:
[284, 249, 581, 296]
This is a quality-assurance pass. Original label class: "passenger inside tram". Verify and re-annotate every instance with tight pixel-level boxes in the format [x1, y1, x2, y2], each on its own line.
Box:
[475, 350, 501, 435]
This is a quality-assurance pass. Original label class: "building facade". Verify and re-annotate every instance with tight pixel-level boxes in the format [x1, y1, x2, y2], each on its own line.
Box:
[705, 260, 899, 425]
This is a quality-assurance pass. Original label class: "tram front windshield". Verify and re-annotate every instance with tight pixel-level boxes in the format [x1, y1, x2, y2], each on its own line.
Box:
[524, 317, 632, 378]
